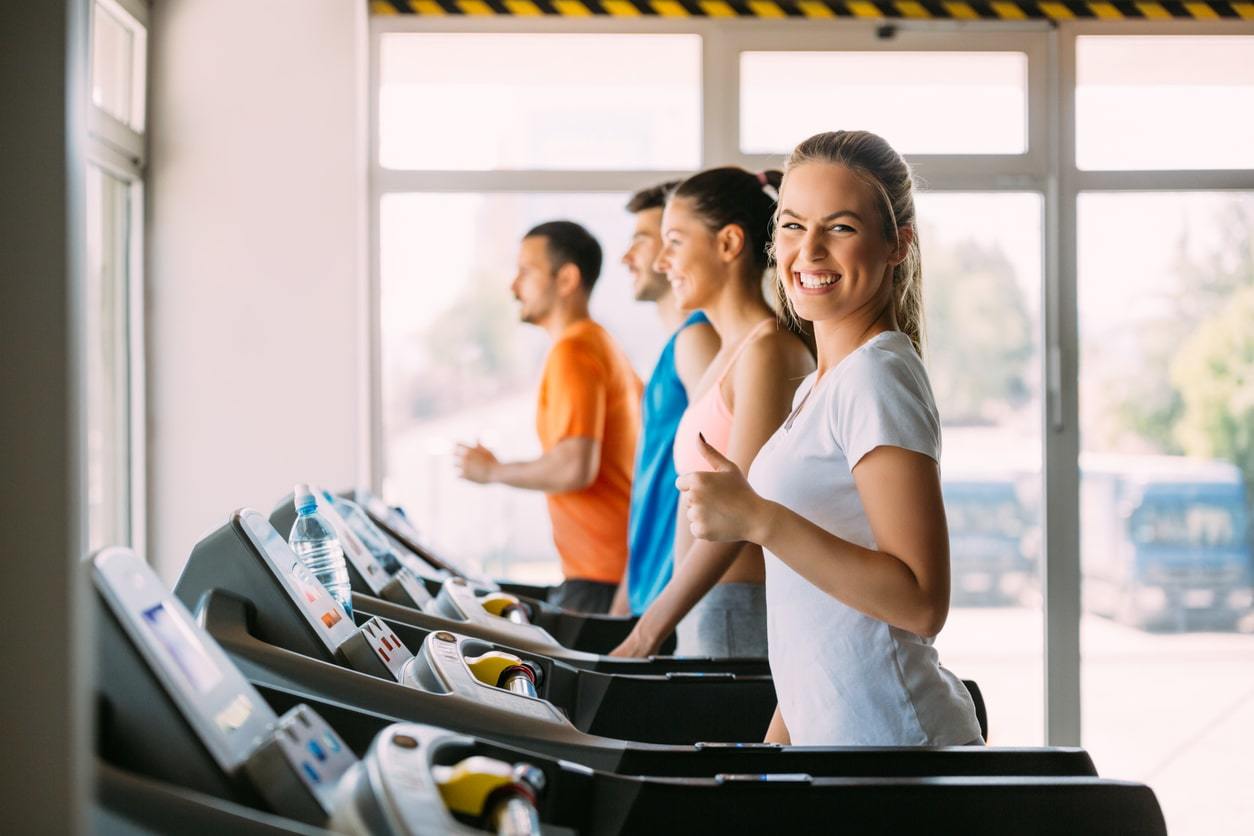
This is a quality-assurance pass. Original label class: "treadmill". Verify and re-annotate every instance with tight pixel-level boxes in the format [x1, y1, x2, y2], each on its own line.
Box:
[267, 494, 763, 676]
[97, 546, 1168, 835]
[340, 488, 681, 657]
[179, 509, 1104, 782]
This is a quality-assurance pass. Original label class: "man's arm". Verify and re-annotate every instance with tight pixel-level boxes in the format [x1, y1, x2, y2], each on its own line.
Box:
[455, 437, 600, 493]
[457, 338, 609, 494]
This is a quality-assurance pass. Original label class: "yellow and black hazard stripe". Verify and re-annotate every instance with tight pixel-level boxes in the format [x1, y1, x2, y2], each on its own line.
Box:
[371, 0, 1254, 20]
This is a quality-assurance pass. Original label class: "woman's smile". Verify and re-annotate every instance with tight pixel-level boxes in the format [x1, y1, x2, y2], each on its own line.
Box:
[795, 270, 842, 293]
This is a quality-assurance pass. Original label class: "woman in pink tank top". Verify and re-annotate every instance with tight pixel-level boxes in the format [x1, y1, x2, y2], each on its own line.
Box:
[611, 167, 815, 660]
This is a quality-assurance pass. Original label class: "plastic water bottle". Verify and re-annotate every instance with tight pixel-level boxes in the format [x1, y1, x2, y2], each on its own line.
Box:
[320, 489, 404, 576]
[288, 484, 353, 617]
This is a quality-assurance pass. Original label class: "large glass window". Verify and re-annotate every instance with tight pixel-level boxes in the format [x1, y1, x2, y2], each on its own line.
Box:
[740, 51, 1028, 155]
[378, 34, 701, 171]
[86, 0, 146, 553]
[1079, 191, 1254, 835]
[1076, 36, 1254, 171]
[372, 22, 1254, 790]
[84, 168, 135, 552]
[379, 192, 668, 582]
[920, 192, 1044, 745]
[90, 0, 146, 132]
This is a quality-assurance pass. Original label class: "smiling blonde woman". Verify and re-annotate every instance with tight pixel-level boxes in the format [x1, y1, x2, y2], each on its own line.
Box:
[676, 131, 984, 747]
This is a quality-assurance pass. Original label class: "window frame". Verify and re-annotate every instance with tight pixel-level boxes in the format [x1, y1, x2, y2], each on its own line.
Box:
[368, 13, 1254, 748]
[86, 0, 147, 558]
[1051, 16, 1254, 747]
[89, 0, 148, 161]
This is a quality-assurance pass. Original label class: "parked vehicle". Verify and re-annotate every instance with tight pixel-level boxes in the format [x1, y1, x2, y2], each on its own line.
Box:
[943, 472, 1038, 605]
[1081, 453, 1254, 630]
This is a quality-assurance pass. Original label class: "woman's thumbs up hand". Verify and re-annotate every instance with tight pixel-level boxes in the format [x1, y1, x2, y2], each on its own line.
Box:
[675, 433, 770, 544]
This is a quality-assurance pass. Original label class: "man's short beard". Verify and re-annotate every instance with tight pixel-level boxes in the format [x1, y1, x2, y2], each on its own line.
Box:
[635, 273, 670, 303]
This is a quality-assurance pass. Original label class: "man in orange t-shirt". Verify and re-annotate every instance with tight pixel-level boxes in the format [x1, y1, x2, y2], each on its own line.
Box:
[455, 221, 642, 613]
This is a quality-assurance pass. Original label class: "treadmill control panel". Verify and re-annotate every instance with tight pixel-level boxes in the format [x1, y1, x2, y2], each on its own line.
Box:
[238, 510, 358, 655]
[94, 547, 280, 773]
[354, 489, 423, 545]
[245, 703, 358, 818]
[411, 632, 567, 725]
[310, 490, 393, 597]
[427, 579, 561, 649]
[352, 488, 490, 588]
[337, 616, 416, 683]
[96, 546, 362, 825]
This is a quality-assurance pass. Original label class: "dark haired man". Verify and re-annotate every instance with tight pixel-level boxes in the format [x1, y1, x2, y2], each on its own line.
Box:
[610, 185, 720, 616]
[455, 220, 642, 614]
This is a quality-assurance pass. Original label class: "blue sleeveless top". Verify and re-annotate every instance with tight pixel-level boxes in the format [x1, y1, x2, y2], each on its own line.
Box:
[627, 311, 710, 615]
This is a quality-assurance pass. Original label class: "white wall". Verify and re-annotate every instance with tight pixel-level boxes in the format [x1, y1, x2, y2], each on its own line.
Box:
[147, 0, 369, 581]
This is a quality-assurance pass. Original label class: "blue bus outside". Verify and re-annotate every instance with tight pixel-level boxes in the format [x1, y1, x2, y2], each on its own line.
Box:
[1081, 454, 1254, 630]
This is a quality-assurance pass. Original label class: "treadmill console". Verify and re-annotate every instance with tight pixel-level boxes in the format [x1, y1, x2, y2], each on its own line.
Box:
[96, 547, 278, 772]
[272, 487, 434, 609]
[351, 488, 492, 589]
[313, 493, 401, 597]
[236, 510, 426, 684]
[405, 631, 568, 727]
[427, 578, 561, 649]
[94, 547, 358, 823]
[353, 489, 423, 546]
[237, 509, 359, 656]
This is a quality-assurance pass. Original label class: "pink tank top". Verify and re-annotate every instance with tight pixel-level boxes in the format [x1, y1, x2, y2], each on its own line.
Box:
[673, 318, 775, 475]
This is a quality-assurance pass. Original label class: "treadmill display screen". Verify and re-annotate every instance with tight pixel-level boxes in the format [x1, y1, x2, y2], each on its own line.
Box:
[142, 603, 223, 694]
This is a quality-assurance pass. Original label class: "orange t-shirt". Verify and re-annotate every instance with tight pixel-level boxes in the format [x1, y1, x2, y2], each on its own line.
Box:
[536, 319, 643, 584]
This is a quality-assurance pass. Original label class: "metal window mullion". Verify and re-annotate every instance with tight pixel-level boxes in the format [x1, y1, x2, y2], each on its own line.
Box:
[716, 19, 1051, 52]
[126, 177, 146, 557]
[369, 23, 387, 495]
[1075, 170, 1254, 192]
[88, 109, 145, 167]
[702, 22, 737, 167]
[85, 139, 141, 181]
[352, 0, 373, 499]
[371, 16, 718, 37]
[1042, 24, 1082, 748]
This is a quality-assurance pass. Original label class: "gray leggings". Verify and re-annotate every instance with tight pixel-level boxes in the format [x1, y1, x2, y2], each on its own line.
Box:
[675, 582, 768, 658]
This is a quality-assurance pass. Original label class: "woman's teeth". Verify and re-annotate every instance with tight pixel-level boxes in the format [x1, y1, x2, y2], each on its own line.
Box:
[797, 272, 839, 289]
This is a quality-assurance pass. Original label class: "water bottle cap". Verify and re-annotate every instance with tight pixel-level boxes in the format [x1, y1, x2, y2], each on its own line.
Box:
[294, 483, 317, 515]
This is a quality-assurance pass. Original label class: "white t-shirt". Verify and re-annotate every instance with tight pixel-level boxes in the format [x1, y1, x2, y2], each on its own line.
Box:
[748, 331, 982, 746]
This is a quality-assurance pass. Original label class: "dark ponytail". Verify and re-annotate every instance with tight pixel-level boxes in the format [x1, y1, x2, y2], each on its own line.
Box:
[671, 167, 782, 277]
[671, 167, 814, 356]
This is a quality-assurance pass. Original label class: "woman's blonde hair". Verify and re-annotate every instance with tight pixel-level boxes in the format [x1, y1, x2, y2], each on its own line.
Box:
[774, 130, 925, 356]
